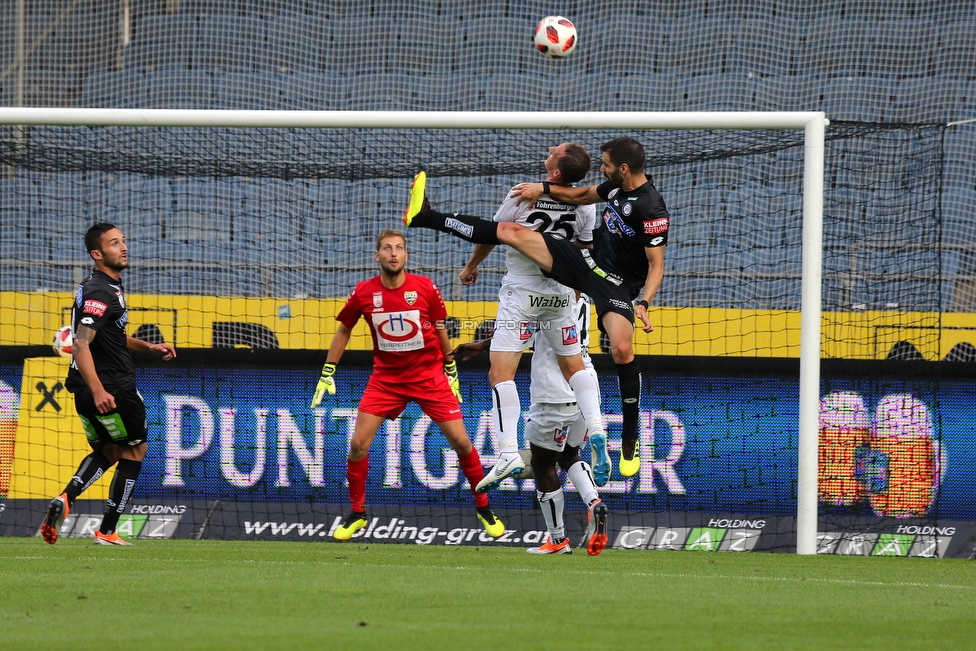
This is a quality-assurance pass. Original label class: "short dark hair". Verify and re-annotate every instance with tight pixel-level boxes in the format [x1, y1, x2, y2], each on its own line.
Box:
[556, 143, 591, 184]
[375, 229, 406, 251]
[601, 137, 645, 172]
[84, 222, 118, 256]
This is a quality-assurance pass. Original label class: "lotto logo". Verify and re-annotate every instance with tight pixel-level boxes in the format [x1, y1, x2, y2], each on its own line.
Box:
[83, 300, 107, 317]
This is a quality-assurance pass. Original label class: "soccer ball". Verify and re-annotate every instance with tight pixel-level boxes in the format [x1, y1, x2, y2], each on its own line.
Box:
[53, 325, 73, 358]
[534, 15, 577, 58]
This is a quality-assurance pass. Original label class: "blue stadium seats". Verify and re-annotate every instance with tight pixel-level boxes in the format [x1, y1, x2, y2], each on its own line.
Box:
[179, 0, 240, 13]
[584, 15, 661, 76]
[257, 12, 326, 71]
[608, 73, 678, 111]
[677, 74, 751, 111]
[658, 16, 732, 76]
[215, 71, 282, 109]
[861, 19, 937, 78]
[278, 70, 348, 109]
[725, 18, 798, 77]
[932, 20, 976, 77]
[747, 74, 823, 112]
[76, 71, 143, 108]
[798, 16, 871, 77]
[190, 39, 253, 72]
[124, 36, 190, 71]
[820, 77, 893, 122]
[144, 69, 215, 108]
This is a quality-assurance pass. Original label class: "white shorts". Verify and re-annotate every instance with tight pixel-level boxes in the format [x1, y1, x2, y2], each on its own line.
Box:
[491, 276, 582, 356]
[524, 402, 589, 453]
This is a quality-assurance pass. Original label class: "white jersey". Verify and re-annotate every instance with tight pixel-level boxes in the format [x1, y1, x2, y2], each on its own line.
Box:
[492, 191, 596, 282]
[529, 294, 596, 404]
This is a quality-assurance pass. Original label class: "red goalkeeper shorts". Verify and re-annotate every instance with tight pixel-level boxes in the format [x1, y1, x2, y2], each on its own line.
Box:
[358, 373, 463, 423]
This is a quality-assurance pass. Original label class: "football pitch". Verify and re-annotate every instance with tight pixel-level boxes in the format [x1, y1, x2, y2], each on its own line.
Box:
[1, 539, 974, 651]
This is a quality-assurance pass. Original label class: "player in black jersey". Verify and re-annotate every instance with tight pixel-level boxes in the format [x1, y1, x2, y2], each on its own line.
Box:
[404, 137, 667, 477]
[40, 223, 176, 546]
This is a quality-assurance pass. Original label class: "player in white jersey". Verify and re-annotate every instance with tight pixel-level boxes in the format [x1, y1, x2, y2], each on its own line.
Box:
[458, 143, 611, 491]
[453, 294, 610, 555]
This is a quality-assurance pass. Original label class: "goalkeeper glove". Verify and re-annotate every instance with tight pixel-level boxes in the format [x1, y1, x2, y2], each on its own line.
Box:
[444, 360, 462, 403]
[310, 362, 337, 408]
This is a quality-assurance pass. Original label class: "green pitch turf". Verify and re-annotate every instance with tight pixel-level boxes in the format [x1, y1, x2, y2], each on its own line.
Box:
[1, 539, 974, 651]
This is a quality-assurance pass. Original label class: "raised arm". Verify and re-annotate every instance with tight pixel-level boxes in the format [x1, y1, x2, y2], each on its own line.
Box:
[460, 243, 497, 285]
[511, 182, 602, 207]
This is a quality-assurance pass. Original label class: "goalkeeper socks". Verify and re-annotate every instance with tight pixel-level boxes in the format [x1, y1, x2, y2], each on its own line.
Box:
[64, 452, 111, 507]
[491, 380, 521, 456]
[99, 458, 141, 535]
[413, 208, 501, 244]
[537, 488, 566, 541]
[568, 370, 603, 432]
[616, 360, 642, 444]
[347, 456, 369, 513]
[566, 461, 600, 506]
[457, 449, 490, 508]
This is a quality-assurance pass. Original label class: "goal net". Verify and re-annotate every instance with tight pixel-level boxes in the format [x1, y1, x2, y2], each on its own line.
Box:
[2, 110, 960, 554]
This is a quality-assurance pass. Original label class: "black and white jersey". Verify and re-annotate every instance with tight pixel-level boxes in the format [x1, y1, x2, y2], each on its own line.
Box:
[65, 269, 135, 393]
[493, 190, 596, 281]
[594, 179, 670, 291]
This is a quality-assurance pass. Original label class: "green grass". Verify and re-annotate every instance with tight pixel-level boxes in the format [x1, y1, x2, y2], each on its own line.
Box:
[2, 539, 975, 650]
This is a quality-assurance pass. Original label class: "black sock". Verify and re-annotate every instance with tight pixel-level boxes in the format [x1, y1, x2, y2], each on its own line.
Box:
[412, 208, 500, 244]
[99, 459, 142, 535]
[616, 361, 642, 443]
[63, 453, 112, 507]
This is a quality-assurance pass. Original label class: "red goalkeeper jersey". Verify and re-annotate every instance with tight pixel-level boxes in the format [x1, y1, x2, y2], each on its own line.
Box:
[336, 273, 449, 381]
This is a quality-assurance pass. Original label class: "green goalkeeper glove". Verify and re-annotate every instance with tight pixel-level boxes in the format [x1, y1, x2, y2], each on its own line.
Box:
[444, 360, 462, 403]
[310, 362, 337, 408]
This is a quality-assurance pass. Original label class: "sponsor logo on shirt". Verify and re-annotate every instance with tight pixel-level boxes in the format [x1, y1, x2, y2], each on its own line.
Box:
[81, 316, 94, 325]
[372, 292, 383, 309]
[83, 300, 108, 317]
[75, 286, 83, 306]
[623, 203, 633, 216]
[115, 291, 126, 308]
[519, 321, 535, 341]
[561, 325, 579, 346]
[528, 293, 571, 310]
[370, 310, 425, 352]
[403, 290, 418, 305]
[644, 218, 669, 235]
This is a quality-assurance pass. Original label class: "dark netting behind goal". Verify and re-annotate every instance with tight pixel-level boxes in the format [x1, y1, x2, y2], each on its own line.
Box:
[3, 120, 966, 551]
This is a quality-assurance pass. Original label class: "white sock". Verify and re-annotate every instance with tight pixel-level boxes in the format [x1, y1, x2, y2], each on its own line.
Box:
[491, 380, 521, 457]
[566, 461, 600, 506]
[537, 488, 566, 540]
[568, 370, 604, 434]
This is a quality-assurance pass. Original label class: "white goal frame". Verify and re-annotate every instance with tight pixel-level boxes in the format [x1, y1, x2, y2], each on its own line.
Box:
[0, 108, 828, 555]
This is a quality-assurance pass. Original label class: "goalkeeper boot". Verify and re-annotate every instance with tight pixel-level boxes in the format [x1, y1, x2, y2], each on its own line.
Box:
[619, 439, 641, 477]
[586, 499, 610, 557]
[475, 453, 525, 493]
[334, 511, 368, 541]
[40, 493, 70, 545]
[403, 171, 429, 226]
[588, 428, 611, 487]
[476, 506, 505, 538]
[93, 530, 133, 546]
[527, 536, 571, 555]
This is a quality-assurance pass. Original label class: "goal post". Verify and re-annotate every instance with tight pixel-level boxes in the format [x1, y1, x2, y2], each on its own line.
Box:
[0, 108, 827, 553]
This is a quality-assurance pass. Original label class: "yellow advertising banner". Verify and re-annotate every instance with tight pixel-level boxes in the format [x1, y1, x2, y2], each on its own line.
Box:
[8, 357, 112, 500]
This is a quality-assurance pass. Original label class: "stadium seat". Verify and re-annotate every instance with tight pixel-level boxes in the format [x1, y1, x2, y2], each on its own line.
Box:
[215, 71, 281, 109]
[456, 16, 529, 75]
[608, 73, 678, 112]
[392, 18, 457, 74]
[583, 15, 661, 76]
[861, 18, 937, 79]
[798, 16, 871, 77]
[820, 77, 892, 122]
[278, 70, 348, 109]
[256, 12, 327, 71]
[932, 20, 976, 77]
[747, 74, 823, 112]
[124, 38, 189, 71]
[658, 16, 732, 76]
[677, 74, 751, 111]
[725, 18, 799, 77]
[189, 39, 253, 72]
[144, 69, 215, 108]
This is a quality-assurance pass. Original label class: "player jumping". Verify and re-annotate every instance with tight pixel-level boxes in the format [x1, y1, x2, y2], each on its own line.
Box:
[310, 229, 504, 541]
[457, 142, 610, 490]
[404, 137, 668, 477]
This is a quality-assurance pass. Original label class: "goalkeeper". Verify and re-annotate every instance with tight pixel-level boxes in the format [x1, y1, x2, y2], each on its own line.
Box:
[311, 229, 504, 542]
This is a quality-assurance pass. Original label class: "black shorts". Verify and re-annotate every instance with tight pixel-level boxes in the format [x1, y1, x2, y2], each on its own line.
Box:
[74, 386, 148, 449]
[542, 235, 639, 329]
